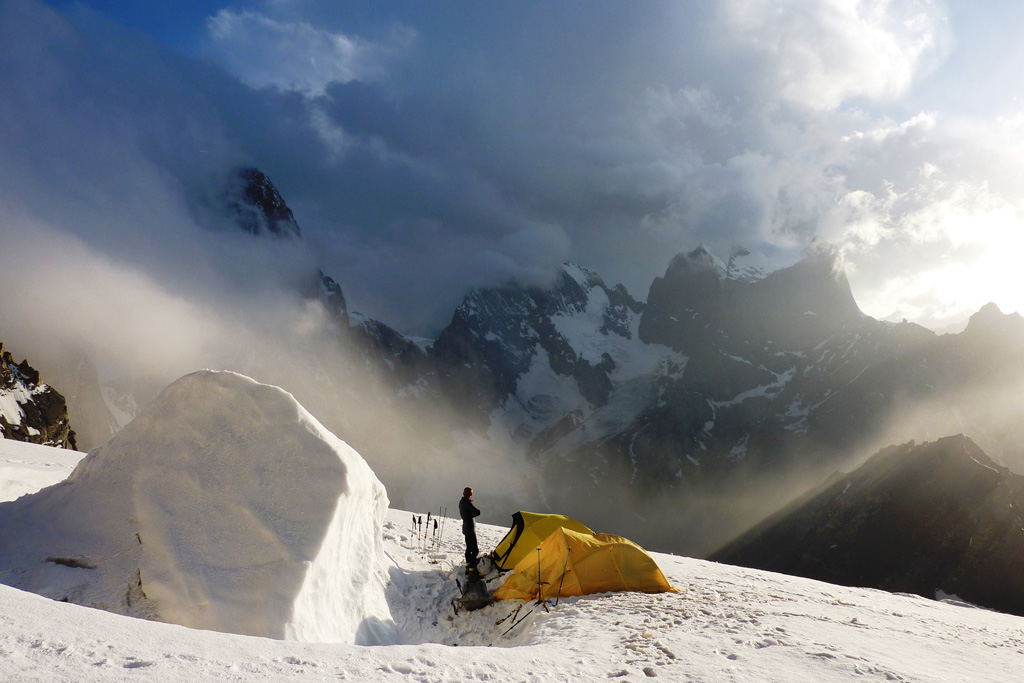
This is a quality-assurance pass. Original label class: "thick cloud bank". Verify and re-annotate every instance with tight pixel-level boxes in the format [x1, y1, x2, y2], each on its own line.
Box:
[0, 370, 396, 644]
[4, 0, 1010, 340]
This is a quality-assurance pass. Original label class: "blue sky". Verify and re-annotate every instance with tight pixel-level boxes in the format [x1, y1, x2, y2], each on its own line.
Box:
[41, 0, 227, 49]
[7, 0, 1024, 337]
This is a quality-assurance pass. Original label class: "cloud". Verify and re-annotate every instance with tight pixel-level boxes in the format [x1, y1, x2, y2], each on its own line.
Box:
[203, 10, 415, 95]
[11, 0, 1024, 522]
[3, 0, 1022, 343]
[0, 212, 228, 377]
[817, 111, 1024, 329]
[0, 1, 328, 370]
[720, 0, 951, 110]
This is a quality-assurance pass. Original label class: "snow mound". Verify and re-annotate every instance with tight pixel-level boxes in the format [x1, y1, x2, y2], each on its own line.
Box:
[0, 370, 397, 644]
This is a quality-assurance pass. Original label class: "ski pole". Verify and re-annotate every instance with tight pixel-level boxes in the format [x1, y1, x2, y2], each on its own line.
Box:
[502, 603, 538, 636]
[438, 507, 448, 553]
[434, 506, 443, 553]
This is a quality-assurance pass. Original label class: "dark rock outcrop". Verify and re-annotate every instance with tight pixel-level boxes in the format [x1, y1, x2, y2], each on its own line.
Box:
[709, 435, 1024, 617]
[639, 245, 863, 352]
[0, 343, 76, 450]
[318, 270, 349, 327]
[230, 167, 301, 239]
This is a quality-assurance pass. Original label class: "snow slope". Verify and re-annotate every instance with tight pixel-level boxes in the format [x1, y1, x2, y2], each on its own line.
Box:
[0, 371, 395, 645]
[0, 436, 83, 501]
[3, 440, 1024, 681]
[490, 263, 686, 452]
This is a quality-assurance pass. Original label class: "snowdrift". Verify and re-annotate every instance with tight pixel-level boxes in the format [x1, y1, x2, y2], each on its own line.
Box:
[0, 370, 397, 644]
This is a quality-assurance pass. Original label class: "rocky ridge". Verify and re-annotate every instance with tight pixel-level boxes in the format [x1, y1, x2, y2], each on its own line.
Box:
[0, 343, 76, 450]
[709, 435, 1024, 617]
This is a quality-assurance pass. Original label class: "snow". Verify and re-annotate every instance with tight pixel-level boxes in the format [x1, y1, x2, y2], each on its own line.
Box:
[499, 270, 686, 449]
[0, 370, 394, 645]
[499, 345, 591, 427]
[4, 395, 1024, 681]
[499, 364, 678, 456]
[0, 380, 32, 427]
[101, 385, 139, 430]
[729, 434, 750, 461]
[714, 367, 797, 408]
[548, 277, 683, 382]
[0, 437, 84, 502]
[971, 456, 1000, 473]
[0, 356, 52, 433]
[562, 262, 592, 289]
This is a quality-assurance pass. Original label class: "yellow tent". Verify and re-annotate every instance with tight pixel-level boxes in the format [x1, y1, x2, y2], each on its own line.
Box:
[491, 511, 594, 571]
[492, 527, 678, 601]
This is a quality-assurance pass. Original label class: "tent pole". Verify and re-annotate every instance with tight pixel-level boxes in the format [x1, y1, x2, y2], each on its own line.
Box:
[536, 547, 542, 603]
[554, 548, 570, 607]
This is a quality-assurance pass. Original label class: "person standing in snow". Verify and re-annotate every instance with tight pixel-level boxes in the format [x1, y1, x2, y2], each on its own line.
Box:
[459, 486, 481, 568]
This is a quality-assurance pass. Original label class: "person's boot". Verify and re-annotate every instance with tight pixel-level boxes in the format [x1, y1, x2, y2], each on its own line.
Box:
[466, 557, 480, 579]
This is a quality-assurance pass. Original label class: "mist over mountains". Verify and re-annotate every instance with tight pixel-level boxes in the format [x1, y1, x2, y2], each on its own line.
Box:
[11, 167, 1024, 562]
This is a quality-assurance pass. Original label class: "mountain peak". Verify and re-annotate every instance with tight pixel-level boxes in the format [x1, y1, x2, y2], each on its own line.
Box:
[755, 248, 861, 319]
[560, 262, 605, 291]
[231, 167, 301, 239]
[962, 302, 1024, 338]
[665, 246, 727, 279]
[640, 244, 862, 351]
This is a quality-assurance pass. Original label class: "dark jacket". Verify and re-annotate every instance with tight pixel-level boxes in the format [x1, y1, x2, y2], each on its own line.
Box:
[459, 496, 480, 533]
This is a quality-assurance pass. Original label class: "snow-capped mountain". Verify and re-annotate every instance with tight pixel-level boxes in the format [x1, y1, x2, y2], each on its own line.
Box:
[19, 167, 1024, 559]
[0, 342, 76, 449]
[710, 434, 1024, 618]
[435, 245, 1024, 556]
[430, 262, 672, 431]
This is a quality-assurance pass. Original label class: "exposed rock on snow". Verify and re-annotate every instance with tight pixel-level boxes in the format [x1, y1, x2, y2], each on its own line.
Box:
[0, 370, 396, 644]
[0, 342, 76, 450]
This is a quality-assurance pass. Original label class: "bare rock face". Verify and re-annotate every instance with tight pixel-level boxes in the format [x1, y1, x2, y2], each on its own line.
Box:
[231, 168, 302, 239]
[0, 342, 76, 450]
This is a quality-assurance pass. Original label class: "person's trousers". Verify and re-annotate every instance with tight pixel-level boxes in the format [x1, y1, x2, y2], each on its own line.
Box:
[464, 530, 479, 566]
